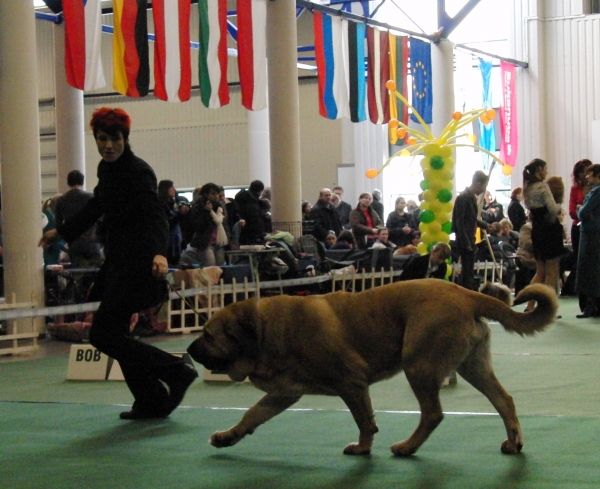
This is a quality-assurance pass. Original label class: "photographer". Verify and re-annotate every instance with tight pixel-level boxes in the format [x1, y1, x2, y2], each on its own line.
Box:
[179, 182, 228, 267]
[158, 180, 189, 266]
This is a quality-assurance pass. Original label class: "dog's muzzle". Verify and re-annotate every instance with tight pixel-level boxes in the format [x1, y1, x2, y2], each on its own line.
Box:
[187, 338, 231, 371]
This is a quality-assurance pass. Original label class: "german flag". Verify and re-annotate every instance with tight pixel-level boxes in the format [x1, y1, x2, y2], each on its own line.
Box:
[112, 0, 150, 97]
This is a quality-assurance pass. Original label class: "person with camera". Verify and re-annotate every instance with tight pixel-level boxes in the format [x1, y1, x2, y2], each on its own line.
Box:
[158, 179, 189, 266]
[39, 107, 197, 420]
[179, 182, 228, 267]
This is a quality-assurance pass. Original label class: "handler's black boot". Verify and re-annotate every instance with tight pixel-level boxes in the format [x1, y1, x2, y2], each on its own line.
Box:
[165, 363, 199, 414]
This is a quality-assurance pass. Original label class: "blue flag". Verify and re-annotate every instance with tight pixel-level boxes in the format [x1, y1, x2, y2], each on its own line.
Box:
[479, 58, 495, 169]
[410, 38, 432, 124]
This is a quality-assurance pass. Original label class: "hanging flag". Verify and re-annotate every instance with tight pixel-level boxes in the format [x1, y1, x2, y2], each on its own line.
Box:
[237, 0, 268, 111]
[313, 11, 348, 119]
[388, 33, 409, 143]
[153, 0, 192, 102]
[112, 0, 150, 98]
[343, 19, 366, 123]
[410, 38, 432, 124]
[367, 26, 390, 125]
[478, 58, 495, 169]
[198, 0, 230, 108]
[500, 61, 518, 167]
[63, 0, 106, 91]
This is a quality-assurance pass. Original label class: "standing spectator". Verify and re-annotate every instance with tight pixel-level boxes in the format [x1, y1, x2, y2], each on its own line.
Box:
[564, 159, 593, 297]
[332, 186, 352, 228]
[158, 180, 189, 266]
[350, 192, 381, 249]
[522, 158, 563, 308]
[308, 188, 342, 244]
[235, 180, 266, 245]
[371, 189, 384, 221]
[575, 163, 600, 318]
[451, 170, 489, 290]
[180, 182, 228, 267]
[42, 195, 64, 266]
[482, 190, 505, 224]
[507, 186, 527, 233]
[386, 196, 415, 247]
[301, 200, 313, 236]
[39, 107, 197, 420]
[55, 170, 103, 268]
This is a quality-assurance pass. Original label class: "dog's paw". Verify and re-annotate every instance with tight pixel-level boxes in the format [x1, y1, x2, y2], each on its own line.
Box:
[390, 441, 417, 457]
[343, 443, 372, 456]
[210, 430, 241, 448]
[501, 438, 523, 455]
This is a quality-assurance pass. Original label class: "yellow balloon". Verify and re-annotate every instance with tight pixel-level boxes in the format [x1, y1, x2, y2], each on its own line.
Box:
[440, 233, 450, 244]
[436, 212, 450, 224]
[428, 220, 442, 234]
[445, 157, 455, 170]
[400, 149, 410, 157]
[419, 201, 430, 212]
[440, 146, 452, 158]
[467, 133, 477, 143]
[366, 168, 379, 179]
[419, 222, 429, 233]
[424, 144, 443, 157]
[445, 264, 453, 277]
[423, 190, 436, 202]
[502, 164, 513, 175]
[421, 232, 433, 244]
[429, 200, 443, 213]
[438, 167, 453, 181]
[420, 156, 431, 169]
[417, 242, 428, 255]
[441, 202, 453, 214]
[443, 180, 453, 191]
[429, 180, 444, 192]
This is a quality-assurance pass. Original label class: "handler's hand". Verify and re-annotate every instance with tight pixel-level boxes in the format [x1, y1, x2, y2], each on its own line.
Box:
[152, 255, 169, 277]
[39, 229, 60, 248]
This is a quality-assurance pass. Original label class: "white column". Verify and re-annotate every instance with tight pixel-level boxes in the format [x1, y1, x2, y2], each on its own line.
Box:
[266, 1, 302, 225]
[53, 22, 86, 193]
[247, 108, 271, 187]
[0, 0, 46, 333]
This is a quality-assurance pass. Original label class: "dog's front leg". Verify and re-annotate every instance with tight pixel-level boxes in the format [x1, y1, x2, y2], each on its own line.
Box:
[339, 389, 379, 455]
[210, 393, 302, 448]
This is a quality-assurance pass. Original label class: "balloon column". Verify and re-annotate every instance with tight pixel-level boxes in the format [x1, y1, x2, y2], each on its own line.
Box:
[365, 80, 508, 256]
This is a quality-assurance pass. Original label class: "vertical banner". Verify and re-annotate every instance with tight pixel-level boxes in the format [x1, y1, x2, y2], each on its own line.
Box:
[388, 33, 409, 144]
[500, 61, 518, 167]
[409, 38, 432, 124]
[479, 58, 494, 169]
[366, 26, 390, 124]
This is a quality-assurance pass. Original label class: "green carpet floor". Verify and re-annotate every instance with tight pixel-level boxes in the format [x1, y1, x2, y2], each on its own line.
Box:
[1, 296, 599, 488]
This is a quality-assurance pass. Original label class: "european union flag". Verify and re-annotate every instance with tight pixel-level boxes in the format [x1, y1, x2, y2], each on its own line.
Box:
[410, 38, 433, 124]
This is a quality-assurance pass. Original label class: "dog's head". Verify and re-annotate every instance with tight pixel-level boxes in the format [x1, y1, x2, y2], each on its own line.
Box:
[187, 300, 259, 382]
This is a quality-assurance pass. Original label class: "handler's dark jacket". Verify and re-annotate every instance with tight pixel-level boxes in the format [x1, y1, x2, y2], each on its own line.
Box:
[57, 147, 168, 310]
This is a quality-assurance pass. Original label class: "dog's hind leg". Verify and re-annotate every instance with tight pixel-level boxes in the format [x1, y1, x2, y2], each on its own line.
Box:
[456, 338, 523, 455]
[391, 367, 445, 456]
[339, 388, 379, 455]
[210, 393, 302, 448]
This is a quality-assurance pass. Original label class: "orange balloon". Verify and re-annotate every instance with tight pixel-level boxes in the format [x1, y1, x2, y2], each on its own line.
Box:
[480, 114, 490, 125]
[366, 168, 379, 179]
[486, 109, 497, 120]
[452, 111, 462, 121]
[407, 137, 417, 145]
[502, 164, 513, 176]
[389, 118, 399, 129]
[397, 128, 407, 138]
[386, 80, 396, 91]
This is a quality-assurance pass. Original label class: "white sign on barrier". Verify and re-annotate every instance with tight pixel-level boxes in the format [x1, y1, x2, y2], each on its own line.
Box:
[66, 345, 111, 380]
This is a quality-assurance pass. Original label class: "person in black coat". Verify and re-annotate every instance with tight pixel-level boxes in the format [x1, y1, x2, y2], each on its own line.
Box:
[308, 188, 342, 243]
[333, 186, 352, 229]
[398, 242, 451, 281]
[40, 107, 197, 420]
[507, 186, 527, 233]
[235, 180, 266, 245]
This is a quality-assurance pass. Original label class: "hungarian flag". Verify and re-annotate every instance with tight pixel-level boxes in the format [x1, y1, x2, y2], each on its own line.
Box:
[388, 33, 409, 144]
[63, 0, 106, 91]
[313, 11, 348, 119]
[344, 19, 367, 123]
[410, 38, 432, 124]
[198, 0, 230, 108]
[366, 26, 390, 125]
[112, 0, 150, 97]
[237, 0, 268, 111]
[153, 0, 192, 102]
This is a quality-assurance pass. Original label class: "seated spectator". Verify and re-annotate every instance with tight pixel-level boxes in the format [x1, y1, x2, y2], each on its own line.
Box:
[497, 218, 520, 249]
[399, 242, 451, 281]
[371, 227, 397, 250]
[349, 192, 381, 249]
[325, 230, 337, 249]
[410, 231, 421, 247]
[330, 230, 356, 250]
[515, 220, 536, 294]
[482, 190, 505, 223]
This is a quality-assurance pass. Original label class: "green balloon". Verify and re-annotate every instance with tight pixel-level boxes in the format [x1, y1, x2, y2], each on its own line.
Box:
[437, 188, 452, 203]
[430, 155, 445, 170]
[420, 209, 435, 224]
[420, 180, 430, 190]
[442, 221, 452, 234]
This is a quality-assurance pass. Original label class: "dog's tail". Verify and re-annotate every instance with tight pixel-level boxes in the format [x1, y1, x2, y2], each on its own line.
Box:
[476, 283, 558, 336]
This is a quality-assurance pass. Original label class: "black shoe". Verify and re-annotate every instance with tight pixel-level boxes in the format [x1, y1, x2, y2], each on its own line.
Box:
[119, 410, 168, 420]
[166, 363, 198, 414]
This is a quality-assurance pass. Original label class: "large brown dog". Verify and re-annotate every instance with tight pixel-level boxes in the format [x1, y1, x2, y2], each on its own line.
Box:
[187, 280, 557, 456]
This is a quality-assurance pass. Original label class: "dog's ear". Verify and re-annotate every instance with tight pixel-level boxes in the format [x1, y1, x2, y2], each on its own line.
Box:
[223, 300, 260, 356]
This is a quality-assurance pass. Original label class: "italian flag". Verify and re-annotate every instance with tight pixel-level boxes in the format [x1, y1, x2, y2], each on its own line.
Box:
[63, 0, 106, 91]
[237, 0, 268, 111]
[152, 0, 192, 102]
[198, 0, 230, 108]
